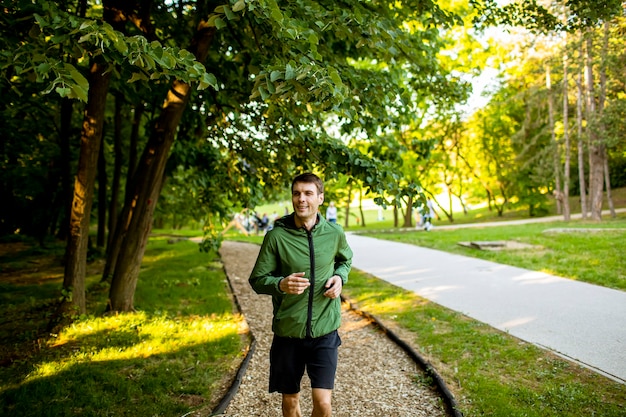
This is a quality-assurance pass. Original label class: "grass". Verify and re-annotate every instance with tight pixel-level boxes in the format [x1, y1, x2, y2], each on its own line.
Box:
[342, 269, 626, 416]
[0, 237, 247, 417]
[365, 215, 626, 291]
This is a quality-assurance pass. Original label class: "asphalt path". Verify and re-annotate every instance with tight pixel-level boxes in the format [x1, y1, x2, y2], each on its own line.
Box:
[345, 212, 626, 384]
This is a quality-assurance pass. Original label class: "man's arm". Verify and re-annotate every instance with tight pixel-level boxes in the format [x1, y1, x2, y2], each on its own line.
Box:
[249, 234, 285, 296]
[333, 233, 353, 284]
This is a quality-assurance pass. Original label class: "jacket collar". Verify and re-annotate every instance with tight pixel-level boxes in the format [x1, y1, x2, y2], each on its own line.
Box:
[279, 213, 322, 231]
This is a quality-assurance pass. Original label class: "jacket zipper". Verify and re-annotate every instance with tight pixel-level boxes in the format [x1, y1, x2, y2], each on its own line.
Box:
[306, 228, 315, 338]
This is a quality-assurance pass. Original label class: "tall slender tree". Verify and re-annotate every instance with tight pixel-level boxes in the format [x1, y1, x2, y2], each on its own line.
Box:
[576, 33, 588, 218]
[561, 27, 571, 221]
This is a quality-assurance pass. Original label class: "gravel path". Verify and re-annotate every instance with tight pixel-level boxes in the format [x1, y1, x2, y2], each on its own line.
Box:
[217, 240, 447, 417]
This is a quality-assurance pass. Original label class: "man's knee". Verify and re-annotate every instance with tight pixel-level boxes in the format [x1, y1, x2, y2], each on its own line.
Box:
[282, 393, 301, 417]
[311, 388, 332, 417]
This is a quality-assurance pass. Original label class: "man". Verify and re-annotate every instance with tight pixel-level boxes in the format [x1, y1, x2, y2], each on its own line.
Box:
[249, 173, 353, 417]
[325, 201, 337, 223]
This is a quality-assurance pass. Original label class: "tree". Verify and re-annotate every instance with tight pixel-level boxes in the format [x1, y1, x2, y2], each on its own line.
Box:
[575, 32, 588, 218]
[5, 0, 219, 314]
[3, 0, 466, 312]
[470, 0, 624, 220]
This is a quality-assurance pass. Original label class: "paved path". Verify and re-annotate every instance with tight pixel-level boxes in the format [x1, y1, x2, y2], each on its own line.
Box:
[345, 228, 626, 384]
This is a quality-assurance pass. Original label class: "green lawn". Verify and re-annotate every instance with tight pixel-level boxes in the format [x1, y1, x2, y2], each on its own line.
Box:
[0, 237, 246, 417]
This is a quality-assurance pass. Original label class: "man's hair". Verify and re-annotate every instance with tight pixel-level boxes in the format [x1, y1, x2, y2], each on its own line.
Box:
[292, 173, 324, 194]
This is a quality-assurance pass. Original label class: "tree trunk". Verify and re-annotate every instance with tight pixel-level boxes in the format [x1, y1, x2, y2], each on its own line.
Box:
[358, 186, 367, 227]
[586, 35, 603, 221]
[598, 21, 615, 219]
[102, 99, 141, 282]
[603, 148, 616, 217]
[343, 184, 352, 228]
[97, 128, 107, 248]
[402, 195, 413, 228]
[576, 33, 588, 219]
[63, 61, 112, 314]
[588, 144, 604, 220]
[107, 94, 124, 249]
[393, 204, 398, 228]
[57, 99, 74, 239]
[546, 65, 563, 215]
[562, 41, 571, 221]
[107, 24, 216, 311]
[125, 102, 144, 201]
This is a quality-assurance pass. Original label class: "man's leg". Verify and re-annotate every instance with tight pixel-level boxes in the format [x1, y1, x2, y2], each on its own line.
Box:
[311, 388, 332, 417]
[282, 393, 302, 417]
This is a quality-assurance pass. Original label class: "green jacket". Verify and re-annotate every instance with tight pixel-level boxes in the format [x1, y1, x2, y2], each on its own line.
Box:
[249, 213, 353, 339]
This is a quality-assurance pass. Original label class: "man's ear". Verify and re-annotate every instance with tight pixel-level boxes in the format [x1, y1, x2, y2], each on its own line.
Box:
[319, 192, 325, 204]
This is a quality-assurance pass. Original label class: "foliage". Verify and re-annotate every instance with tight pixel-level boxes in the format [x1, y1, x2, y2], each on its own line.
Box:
[5, 1, 216, 101]
[470, 0, 623, 32]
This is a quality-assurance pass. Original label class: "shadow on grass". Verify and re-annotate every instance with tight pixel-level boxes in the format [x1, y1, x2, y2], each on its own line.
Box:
[0, 238, 246, 417]
[0, 332, 242, 417]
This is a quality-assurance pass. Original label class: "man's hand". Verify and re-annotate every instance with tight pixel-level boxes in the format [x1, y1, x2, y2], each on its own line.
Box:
[324, 275, 343, 299]
[279, 272, 310, 295]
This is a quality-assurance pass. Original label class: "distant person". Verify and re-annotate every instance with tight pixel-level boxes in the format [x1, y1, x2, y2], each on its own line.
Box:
[423, 199, 435, 231]
[255, 212, 270, 234]
[249, 173, 353, 417]
[326, 201, 337, 223]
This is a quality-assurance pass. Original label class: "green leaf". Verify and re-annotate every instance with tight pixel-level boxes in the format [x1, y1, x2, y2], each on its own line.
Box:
[36, 62, 51, 74]
[328, 67, 343, 87]
[128, 72, 149, 83]
[215, 17, 227, 30]
[78, 33, 92, 43]
[114, 37, 128, 54]
[192, 62, 206, 75]
[266, 77, 276, 93]
[270, 8, 283, 23]
[198, 73, 218, 90]
[207, 14, 219, 27]
[259, 86, 269, 100]
[159, 52, 176, 69]
[65, 63, 89, 92]
[143, 54, 156, 70]
[285, 63, 296, 80]
[55, 87, 71, 97]
[232, 0, 246, 12]
[224, 5, 236, 20]
[151, 41, 163, 58]
[270, 70, 282, 82]
[33, 13, 46, 28]
[69, 84, 88, 102]
[51, 34, 68, 43]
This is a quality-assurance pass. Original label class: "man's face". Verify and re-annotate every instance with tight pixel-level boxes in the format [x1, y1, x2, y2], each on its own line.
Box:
[292, 181, 324, 222]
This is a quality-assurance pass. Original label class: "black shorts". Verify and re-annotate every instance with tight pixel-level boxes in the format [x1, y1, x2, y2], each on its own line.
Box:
[269, 330, 341, 394]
